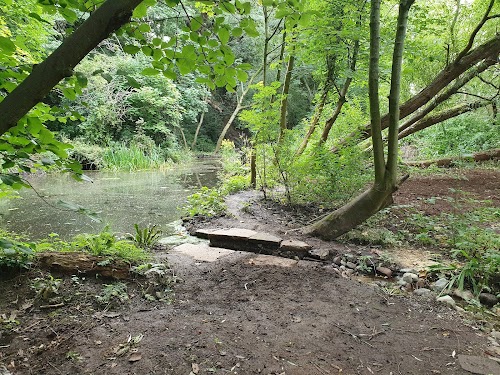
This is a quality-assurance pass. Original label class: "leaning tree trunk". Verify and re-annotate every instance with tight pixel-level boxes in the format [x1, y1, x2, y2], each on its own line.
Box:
[0, 0, 143, 134]
[304, 0, 414, 239]
[331, 34, 500, 152]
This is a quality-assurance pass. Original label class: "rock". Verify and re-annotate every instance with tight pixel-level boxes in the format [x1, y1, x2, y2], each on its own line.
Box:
[194, 228, 215, 239]
[308, 248, 331, 260]
[333, 256, 342, 265]
[490, 330, 500, 341]
[208, 228, 257, 250]
[399, 268, 417, 274]
[248, 232, 283, 254]
[397, 279, 407, 286]
[436, 295, 456, 307]
[346, 261, 357, 269]
[414, 288, 432, 297]
[455, 306, 466, 313]
[279, 240, 312, 253]
[432, 278, 449, 292]
[402, 272, 419, 284]
[172, 243, 234, 262]
[458, 354, 500, 375]
[375, 266, 393, 278]
[452, 288, 474, 301]
[344, 269, 355, 276]
[479, 293, 498, 307]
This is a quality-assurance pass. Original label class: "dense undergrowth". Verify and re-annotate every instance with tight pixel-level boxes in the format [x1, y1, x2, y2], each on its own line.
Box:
[0, 224, 164, 271]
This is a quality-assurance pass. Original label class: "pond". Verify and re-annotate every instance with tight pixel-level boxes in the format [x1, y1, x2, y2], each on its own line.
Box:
[0, 160, 220, 240]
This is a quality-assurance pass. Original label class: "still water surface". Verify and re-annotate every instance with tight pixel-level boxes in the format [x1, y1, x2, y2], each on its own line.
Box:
[0, 160, 220, 240]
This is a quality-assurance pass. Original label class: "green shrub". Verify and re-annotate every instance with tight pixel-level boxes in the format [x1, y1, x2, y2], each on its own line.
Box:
[0, 236, 34, 269]
[184, 186, 226, 217]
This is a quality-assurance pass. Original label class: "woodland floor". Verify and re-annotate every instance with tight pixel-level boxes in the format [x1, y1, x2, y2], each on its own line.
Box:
[0, 167, 499, 375]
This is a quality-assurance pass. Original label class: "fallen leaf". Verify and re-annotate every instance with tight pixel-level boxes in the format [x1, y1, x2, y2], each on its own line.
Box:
[191, 363, 200, 374]
[128, 353, 142, 362]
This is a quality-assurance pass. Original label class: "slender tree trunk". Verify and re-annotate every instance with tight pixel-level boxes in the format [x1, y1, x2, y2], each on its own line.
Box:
[214, 68, 263, 154]
[319, 19, 361, 144]
[295, 85, 330, 156]
[304, 0, 414, 240]
[191, 108, 206, 149]
[0, 0, 143, 135]
[278, 53, 295, 143]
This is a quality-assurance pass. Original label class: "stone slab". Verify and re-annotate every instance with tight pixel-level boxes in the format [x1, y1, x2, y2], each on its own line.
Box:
[171, 243, 234, 262]
[208, 228, 258, 251]
[194, 228, 216, 239]
[279, 239, 312, 252]
[247, 255, 298, 268]
[458, 354, 500, 375]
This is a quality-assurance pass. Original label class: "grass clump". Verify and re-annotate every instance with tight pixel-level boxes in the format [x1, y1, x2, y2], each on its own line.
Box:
[35, 226, 151, 264]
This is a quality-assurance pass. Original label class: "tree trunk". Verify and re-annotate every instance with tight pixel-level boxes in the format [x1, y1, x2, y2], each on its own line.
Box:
[405, 148, 500, 168]
[397, 58, 496, 134]
[319, 17, 361, 144]
[214, 67, 262, 154]
[0, 0, 143, 135]
[191, 108, 206, 149]
[278, 53, 295, 143]
[332, 34, 500, 150]
[304, 0, 414, 239]
[398, 100, 490, 139]
[295, 85, 330, 156]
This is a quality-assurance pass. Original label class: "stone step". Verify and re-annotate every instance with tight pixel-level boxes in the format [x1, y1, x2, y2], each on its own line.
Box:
[200, 227, 314, 258]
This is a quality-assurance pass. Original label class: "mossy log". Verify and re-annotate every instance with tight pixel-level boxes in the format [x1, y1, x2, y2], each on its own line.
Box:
[37, 252, 130, 279]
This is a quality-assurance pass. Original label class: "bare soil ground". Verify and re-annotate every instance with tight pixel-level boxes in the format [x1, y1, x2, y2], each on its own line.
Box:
[1, 167, 499, 375]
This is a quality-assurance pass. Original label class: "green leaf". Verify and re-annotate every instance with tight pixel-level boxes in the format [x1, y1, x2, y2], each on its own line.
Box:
[123, 45, 140, 54]
[236, 69, 248, 82]
[133, 0, 157, 18]
[138, 23, 151, 33]
[232, 27, 243, 37]
[62, 87, 76, 100]
[141, 67, 160, 76]
[27, 117, 43, 136]
[0, 36, 16, 55]
[218, 27, 230, 44]
[126, 76, 141, 88]
[28, 12, 51, 24]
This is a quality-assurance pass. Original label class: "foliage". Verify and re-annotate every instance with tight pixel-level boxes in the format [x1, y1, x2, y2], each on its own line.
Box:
[31, 274, 62, 301]
[0, 234, 34, 269]
[95, 282, 129, 307]
[342, 196, 500, 293]
[37, 227, 151, 264]
[126, 224, 163, 250]
[132, 262, 177, 303]
[184, 186, 226, 218]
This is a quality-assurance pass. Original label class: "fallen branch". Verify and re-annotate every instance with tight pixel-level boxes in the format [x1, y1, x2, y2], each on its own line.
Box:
[405, 148, 500, 168]
[37, 252, 131, 279]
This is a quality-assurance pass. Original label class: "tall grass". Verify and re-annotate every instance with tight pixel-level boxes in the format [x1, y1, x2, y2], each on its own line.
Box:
[102, 143, 167, 171]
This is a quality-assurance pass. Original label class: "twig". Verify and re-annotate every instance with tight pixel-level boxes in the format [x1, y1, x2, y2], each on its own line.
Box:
[40, 303, 65, 309]
[334, 323, 375, 348]
[47, 362, 63, 374]
[311, 361, 331, 374]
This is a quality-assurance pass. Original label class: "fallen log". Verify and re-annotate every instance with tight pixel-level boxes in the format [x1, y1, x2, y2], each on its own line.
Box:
[37, 252, 131, 279]
[405, 148, 500, 168]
